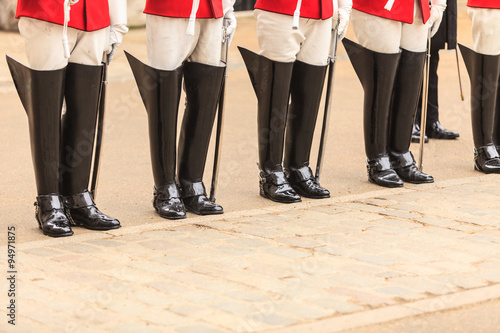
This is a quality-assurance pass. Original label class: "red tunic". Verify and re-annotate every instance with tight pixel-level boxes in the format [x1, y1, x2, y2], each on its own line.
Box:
[16, 0, 110, 32]
[467, 0, 500, 9]
[144, 0, 224, 19]
[353, 0, 431, 24]
[255, 0, 334, 20]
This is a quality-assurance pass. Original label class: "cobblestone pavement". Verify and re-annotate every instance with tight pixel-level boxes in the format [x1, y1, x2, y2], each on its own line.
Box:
[2, 175, 500, 332]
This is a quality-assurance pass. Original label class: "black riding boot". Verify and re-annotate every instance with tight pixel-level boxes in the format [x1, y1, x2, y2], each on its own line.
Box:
[342, 39, 403, 188]
[459, 44, 500, 173]
[6, 56, 73, 237]
[389, 49, 434, 184]
[239, 47, 301, 203]
[284, 61, 330, 198]
[178, 62, 225, 215]
[60, 63, 120, 229]
[493, 68, 500, 154]
[126, 52, 186, 219]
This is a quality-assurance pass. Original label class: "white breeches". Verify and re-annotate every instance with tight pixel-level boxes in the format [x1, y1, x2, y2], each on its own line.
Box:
[146, 14, 223, 70]
[351, 0, 428, 54]
[254, 9, 332, 66]
[468, 7, 500, 56]
[18, 17, 108, 70]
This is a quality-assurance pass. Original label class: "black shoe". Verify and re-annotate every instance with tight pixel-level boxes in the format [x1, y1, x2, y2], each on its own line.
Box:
[411, 123, 429, 143]
[64, 191, 120, 230]
[426, 121, 459, 140]
[181, 182, 223, 215]
[260, 171, 301, 203]
[287, 167, 329, 199]
[367, 156, 403, 188]
[474, 146, 500, 174]
[391, 152, 434, 184]
[35, 194, 73, 237]
[153, 184, 186, 219]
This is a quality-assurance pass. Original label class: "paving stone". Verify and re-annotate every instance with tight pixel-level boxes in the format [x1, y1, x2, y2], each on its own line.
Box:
[263, 246, 311, 259]
[152, 254, 190, 267]
[21, 247, 65, 257]
[276, 236, 324, 249]
[379, 210, 421, 219]
[351, 254, 398, 266]
[374, 286, 425, 301]
[308, 205, 353, 215]
[175, 325, 229, 333]
[336, 202, 386, 213]
[475, 270, 500, 283]
[213, 301, 257, 315]
[58, 271, 107, 284]
[85, 238, 127, 247]
[310, 298, 364, 314]
[50, 254, 85, 262]
[431, 275, 489, 289]
[138, 239, 182, 251]
[226, 237, 271, 248]
[214, 245, 254, 256]
[231, 226, 287, 239]
[169, 303, 217, 318]
[326, 287, 397, 307]
[69, 258, 117, 271]
[372, 218, 420, 229]
[110, 322, 163, 333]
[53, 243, 101, 253]
[416, 217, 459, 228]
[32, 277, 81, 292]
[146, 280, 190, 295]
[365, 226, 412, 236]
[128, 290, 176, 307]
[142, 310, 192, 327]
[389, 276, 457, 295]
[272, 300, 333, 319]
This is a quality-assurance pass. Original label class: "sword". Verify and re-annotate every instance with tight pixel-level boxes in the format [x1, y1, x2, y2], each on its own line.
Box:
[209, 18, 230, 203]
[455, 48, 465, 101]
[418, 29, 432, 171]
[89, 60, 108, 200]
[315, 23, 339, 182]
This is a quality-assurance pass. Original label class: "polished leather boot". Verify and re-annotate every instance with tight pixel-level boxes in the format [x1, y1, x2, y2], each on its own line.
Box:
[474, 146, 500, 173]
[6, 56, 73, 236]
[126, 52, 186, 219]
[459, 44, 500, 171]
[178, 62, 225, 214]
[367, 156, 403, 188]
[391, 152, 434, 183]
[60, 63, 120, 229]
[35, 195, 73, 237]
[411, 124, 429, 143]
[343, 39, 402, 188]
[239, 47, 300, 202]
[64, 191, 120, 230]
[287, 167, 329, 198]
[284, 61, 330, 198]
[388, 49, 434, 184]
[260, 171, 301, 203]
[426, 121, 459, 139]
[153, 184, 186, 219]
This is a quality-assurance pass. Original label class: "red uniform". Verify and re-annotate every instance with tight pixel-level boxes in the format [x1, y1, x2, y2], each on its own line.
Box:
[144, 0, 224, 19]
[16, 0, 110, 31]
[354, 0, 431, 24]
[467, 0, 500, 9]
[255, 0, 334, 20]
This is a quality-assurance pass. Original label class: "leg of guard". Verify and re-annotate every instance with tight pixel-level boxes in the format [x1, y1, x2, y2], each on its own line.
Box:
[61, 63, 120, 229]
[389, 49, 434, 184]
[178, 62, 225, 215]
[239, 47, 301, 203]
[342, 39, 403, 188]
[459, 44, 500, 174]
[6, 56, 72, 237]
[284, 61, 330, 198]
[125, 52, 186, 220]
